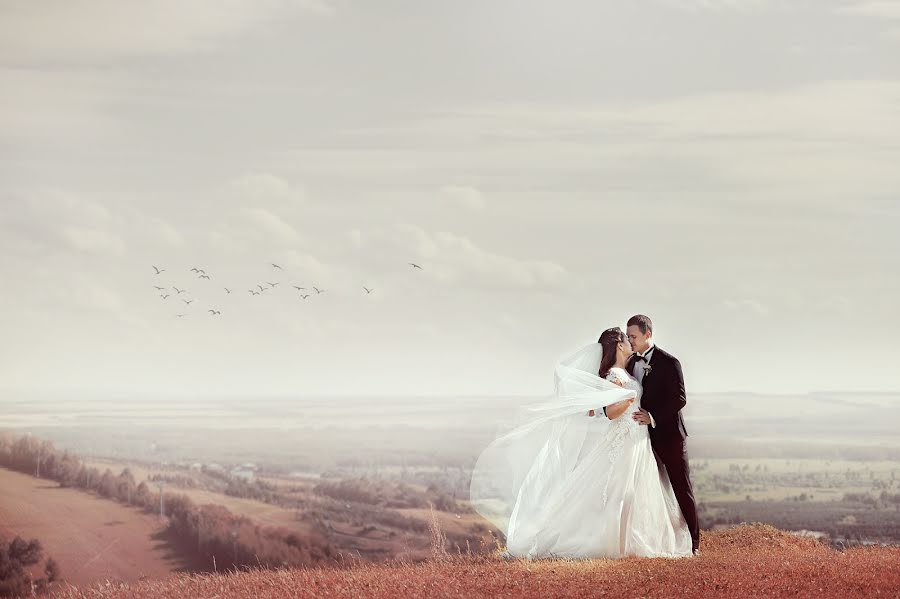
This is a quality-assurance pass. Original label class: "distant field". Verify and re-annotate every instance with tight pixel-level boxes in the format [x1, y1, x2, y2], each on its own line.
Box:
[82, 457, 311, 523]
[693, 458, 897, 502]
[81, 456, 492, 562]
[0, 466, 192, 587]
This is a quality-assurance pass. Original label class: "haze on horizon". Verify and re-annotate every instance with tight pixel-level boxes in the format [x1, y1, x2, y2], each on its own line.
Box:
[1, 0, 899, 399]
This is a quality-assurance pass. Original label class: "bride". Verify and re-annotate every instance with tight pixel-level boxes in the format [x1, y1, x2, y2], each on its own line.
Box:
[469, 327, 692, 559]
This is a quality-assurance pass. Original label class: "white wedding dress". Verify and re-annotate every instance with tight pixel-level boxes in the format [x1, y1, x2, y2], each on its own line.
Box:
[469, 343, 692, 559]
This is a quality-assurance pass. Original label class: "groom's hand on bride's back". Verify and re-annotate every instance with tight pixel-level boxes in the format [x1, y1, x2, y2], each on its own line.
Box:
[632, 408, 652, 425]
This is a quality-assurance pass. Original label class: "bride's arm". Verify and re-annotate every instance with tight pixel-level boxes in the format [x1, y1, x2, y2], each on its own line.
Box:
[588, 377, 634, 419]
[604, 397, 635, 420]
[588, 376, 624, 417]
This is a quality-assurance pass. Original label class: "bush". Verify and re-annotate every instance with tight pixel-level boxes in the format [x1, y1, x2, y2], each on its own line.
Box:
[0, 535, 59, 598]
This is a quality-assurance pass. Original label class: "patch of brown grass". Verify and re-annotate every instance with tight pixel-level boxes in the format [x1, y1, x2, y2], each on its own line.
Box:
[45, 524, 900, 599]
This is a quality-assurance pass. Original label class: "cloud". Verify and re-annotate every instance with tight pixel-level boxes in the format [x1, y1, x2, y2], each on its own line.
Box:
[835, 1, 900, 19]
[656, 0, 795, 12]
[439, 186, 486, 211]
[0, 0, 336, 66]
[229, 173, 306, 206]
[208, 174, 307, 250]
[0, 67, 127, 145]
[276, 248, 333, 282]
[346, 229, 364, 249]
[0, 188, 127, 257]
[335, 80, 900, 196]
[0, 2, 338, 144]
[145, 217, 185, 248]
[60, 225, 126, 255]
[723, 298, 769, 316]
[242, 208, 302, 244]
[387, 223, 569, 291]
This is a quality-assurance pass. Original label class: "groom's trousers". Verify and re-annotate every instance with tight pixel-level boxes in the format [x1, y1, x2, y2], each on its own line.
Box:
[654, 437, 700, 551]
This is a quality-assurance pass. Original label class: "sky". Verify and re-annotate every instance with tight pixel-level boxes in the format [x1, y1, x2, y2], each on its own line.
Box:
[1, 0, 898, 399]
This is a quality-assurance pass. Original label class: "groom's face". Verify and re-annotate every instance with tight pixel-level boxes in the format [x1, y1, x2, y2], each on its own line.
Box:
[627, 325, 651, 354]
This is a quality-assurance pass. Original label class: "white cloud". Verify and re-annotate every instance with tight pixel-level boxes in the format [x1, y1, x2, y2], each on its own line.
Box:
[0, 0, 336, 65]
[242, 207, 302, 244]
[276, 248, 332, 281]
[386, 223, 568, 291]
[0, 1, 337, 145]
[835, 1, 900, 19]
[230, 173, 306, 206]
[60, 225, 126, 255]
[147, 217, 185, 248]
[209, 174, 307, 249]
[337, 80, 900, 196]
[0, 188, 127, 257]
[723, 298, 769, 316]
[439, 186, 486, 211]
[657, 0, 796, 12]
[346, 229, 364, 249]
[0, 67, 128, 146]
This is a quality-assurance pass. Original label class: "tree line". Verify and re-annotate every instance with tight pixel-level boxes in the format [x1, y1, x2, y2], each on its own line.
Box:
[0, 432, 334, 573]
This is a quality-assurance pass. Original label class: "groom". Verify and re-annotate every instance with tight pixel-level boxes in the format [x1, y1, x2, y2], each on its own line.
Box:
[626, 314, 701, 555]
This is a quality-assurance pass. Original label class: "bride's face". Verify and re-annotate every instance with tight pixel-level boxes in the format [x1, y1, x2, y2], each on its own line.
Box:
[616, 340, 632, 360]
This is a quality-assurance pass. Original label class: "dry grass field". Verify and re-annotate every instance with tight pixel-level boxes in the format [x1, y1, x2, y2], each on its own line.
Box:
[42, 524, 900, 599]
[0, 467, 194, 588]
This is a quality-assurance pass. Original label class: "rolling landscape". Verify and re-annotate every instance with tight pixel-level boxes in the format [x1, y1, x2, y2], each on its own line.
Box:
[1, 389, 898, 596]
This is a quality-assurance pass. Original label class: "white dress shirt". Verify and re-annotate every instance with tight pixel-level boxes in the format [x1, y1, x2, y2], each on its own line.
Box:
[632, 343, 657, 428]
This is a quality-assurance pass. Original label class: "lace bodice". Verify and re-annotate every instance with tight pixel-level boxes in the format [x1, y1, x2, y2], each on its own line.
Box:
[605, 367, 642, 408]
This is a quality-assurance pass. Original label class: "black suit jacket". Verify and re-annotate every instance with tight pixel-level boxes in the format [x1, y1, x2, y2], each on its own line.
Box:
[627, 346, 688, 445]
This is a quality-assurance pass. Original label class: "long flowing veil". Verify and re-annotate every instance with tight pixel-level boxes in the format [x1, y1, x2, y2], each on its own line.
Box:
[468, 342, 637, 544]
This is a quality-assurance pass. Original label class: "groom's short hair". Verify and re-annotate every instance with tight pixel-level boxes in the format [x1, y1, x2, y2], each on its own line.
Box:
[627, 314, 653, 335]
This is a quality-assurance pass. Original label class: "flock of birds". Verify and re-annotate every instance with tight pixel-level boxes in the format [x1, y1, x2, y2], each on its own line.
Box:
[150, 262, 424, 318]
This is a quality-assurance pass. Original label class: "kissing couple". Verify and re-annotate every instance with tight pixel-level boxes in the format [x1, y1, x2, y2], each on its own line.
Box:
[469, 314, 700, 559]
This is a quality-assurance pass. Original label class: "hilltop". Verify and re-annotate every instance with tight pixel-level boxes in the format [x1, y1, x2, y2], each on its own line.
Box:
[44, 524, 900, 599]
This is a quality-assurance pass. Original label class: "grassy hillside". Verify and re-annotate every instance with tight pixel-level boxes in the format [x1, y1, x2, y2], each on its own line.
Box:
[43, 524, 899, 599]
[0, 467, 193, 587]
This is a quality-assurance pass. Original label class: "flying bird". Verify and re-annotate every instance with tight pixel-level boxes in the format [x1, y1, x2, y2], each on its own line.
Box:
[152, 265, 166, 275]
[154, 286, 166, 291]
[173, 287, 186, 294]
[182, 299, 194, 305]
[292, 286, 306, 291]
[198, 269, 206, 275]
[313, 287, 325, 294]
[224, 288, 231, 294]
[257, 284, 266, 292]
[363, 287, 373, 294]
[266, 281, 280, 287]
[199, 274, 211, 280]
[208, 309, 221, 315]
[270, 263, 283, 270]
[160, 294, 170, 299]
[300, 294, 310, 299]
[190, 268, 200, 273]
[408, 263, 423, 270]
[248, 290, 260, 295]
[175, 314, 186, 318]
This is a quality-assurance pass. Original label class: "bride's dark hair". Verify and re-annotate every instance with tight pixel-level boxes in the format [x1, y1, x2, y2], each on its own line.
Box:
[597, 327, 626, 379]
